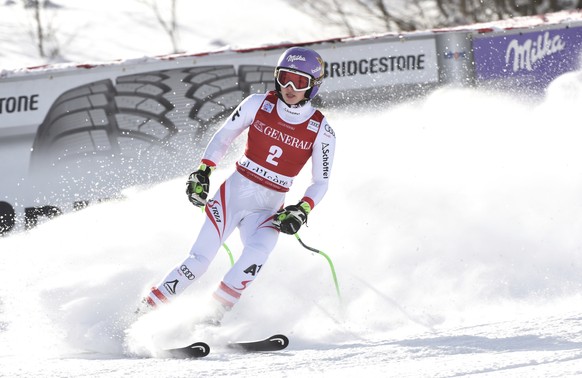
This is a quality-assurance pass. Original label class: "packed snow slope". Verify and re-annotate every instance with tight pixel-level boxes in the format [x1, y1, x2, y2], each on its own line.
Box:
[1, 71, 582, 377]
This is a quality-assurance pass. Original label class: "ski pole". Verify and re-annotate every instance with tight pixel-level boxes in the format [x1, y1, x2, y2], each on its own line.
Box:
[294, 233, 341, 300]
[222, 241, 234, 267]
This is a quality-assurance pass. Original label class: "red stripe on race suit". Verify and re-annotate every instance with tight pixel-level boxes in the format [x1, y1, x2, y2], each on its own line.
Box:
[146, 297, 157, 308]
[205, 182, 227, 239]
[151, 287, 168, 303]
[219, 281, 241, 299]
[220, 183, 227, 236]
[258, 215, 279, 231]
[301, 196, 315, 211]
[201, 159, 216, 167]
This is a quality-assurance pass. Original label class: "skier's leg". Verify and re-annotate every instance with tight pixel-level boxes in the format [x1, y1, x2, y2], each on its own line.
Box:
[212, 212, 279, 311]
[143, 179, 240, 309]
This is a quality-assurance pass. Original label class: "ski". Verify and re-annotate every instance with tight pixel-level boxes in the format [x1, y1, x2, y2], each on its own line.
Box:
[228, 334, 289, 352]
[166, 341, 210, 358]
[164, 334, 288, 358]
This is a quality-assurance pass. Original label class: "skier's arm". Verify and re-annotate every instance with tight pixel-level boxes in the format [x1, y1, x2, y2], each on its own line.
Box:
[186, 94, 263, 207]
[273, 120, 335, 234]
[201, 94, 264, 167]
[301, 119, 336, 210]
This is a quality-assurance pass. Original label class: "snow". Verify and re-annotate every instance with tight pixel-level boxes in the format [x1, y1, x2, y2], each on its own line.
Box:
[2, 77, 582, 376]
[2, 1, 582, 377]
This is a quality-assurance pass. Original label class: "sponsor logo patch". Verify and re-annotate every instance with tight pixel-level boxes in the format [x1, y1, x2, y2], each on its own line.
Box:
[261, 100, 275, 113]
[324, 124, 335, 138]
[180, 265, 195, 280]
[307, 119, 320, 133]
[164, 279, 179, 295]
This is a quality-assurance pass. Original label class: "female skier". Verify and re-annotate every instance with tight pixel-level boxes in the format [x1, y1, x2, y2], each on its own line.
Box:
[141, 46, 336, 324]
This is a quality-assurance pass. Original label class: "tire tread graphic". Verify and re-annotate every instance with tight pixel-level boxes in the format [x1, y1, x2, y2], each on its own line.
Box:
[30, 65, 274, 198]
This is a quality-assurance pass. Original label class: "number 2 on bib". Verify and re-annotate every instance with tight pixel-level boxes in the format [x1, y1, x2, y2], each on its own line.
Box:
[266, 145, 283, 166]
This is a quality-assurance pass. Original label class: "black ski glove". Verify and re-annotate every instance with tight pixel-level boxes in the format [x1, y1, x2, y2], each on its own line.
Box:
[273, 201, 311, 234]
[186, 164, 213, 207]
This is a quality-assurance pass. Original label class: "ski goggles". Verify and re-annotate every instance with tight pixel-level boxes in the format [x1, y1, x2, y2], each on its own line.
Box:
[275, 68, 314, 91]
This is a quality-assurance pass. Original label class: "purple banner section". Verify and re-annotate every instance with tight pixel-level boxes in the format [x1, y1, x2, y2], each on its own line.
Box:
[473, 26, 582, 88]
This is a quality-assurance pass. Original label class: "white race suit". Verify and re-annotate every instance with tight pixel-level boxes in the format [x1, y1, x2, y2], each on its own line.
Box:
[145, 91, 336, 311]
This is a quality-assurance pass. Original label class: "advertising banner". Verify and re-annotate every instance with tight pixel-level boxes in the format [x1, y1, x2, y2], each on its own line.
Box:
[0, 35, 438, 235]
[473, 26, 582, 89]
[319, 37, 438, 91]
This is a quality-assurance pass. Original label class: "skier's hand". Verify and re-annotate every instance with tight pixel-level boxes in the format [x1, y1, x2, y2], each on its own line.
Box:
[273, 201, 311, 234]
[186, 164, 214, 207]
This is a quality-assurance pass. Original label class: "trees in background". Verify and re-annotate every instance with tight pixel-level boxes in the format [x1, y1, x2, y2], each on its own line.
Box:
[137, 0, 180, 54]
[435, 0, 582, 25]
[3, 0, 582, 61]
[19, 0, 61, 59]
[2, 0, 181, 60]
[290, 0, 582, 35]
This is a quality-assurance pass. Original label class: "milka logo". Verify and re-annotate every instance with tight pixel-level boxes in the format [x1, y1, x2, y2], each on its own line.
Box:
[286, 54, 306, 62]
[505, 31, 565, 72]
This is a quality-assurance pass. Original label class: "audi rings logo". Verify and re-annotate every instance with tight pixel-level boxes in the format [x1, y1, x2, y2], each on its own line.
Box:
[180, 265, 196, 280]
[324, 124, 335, 138]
